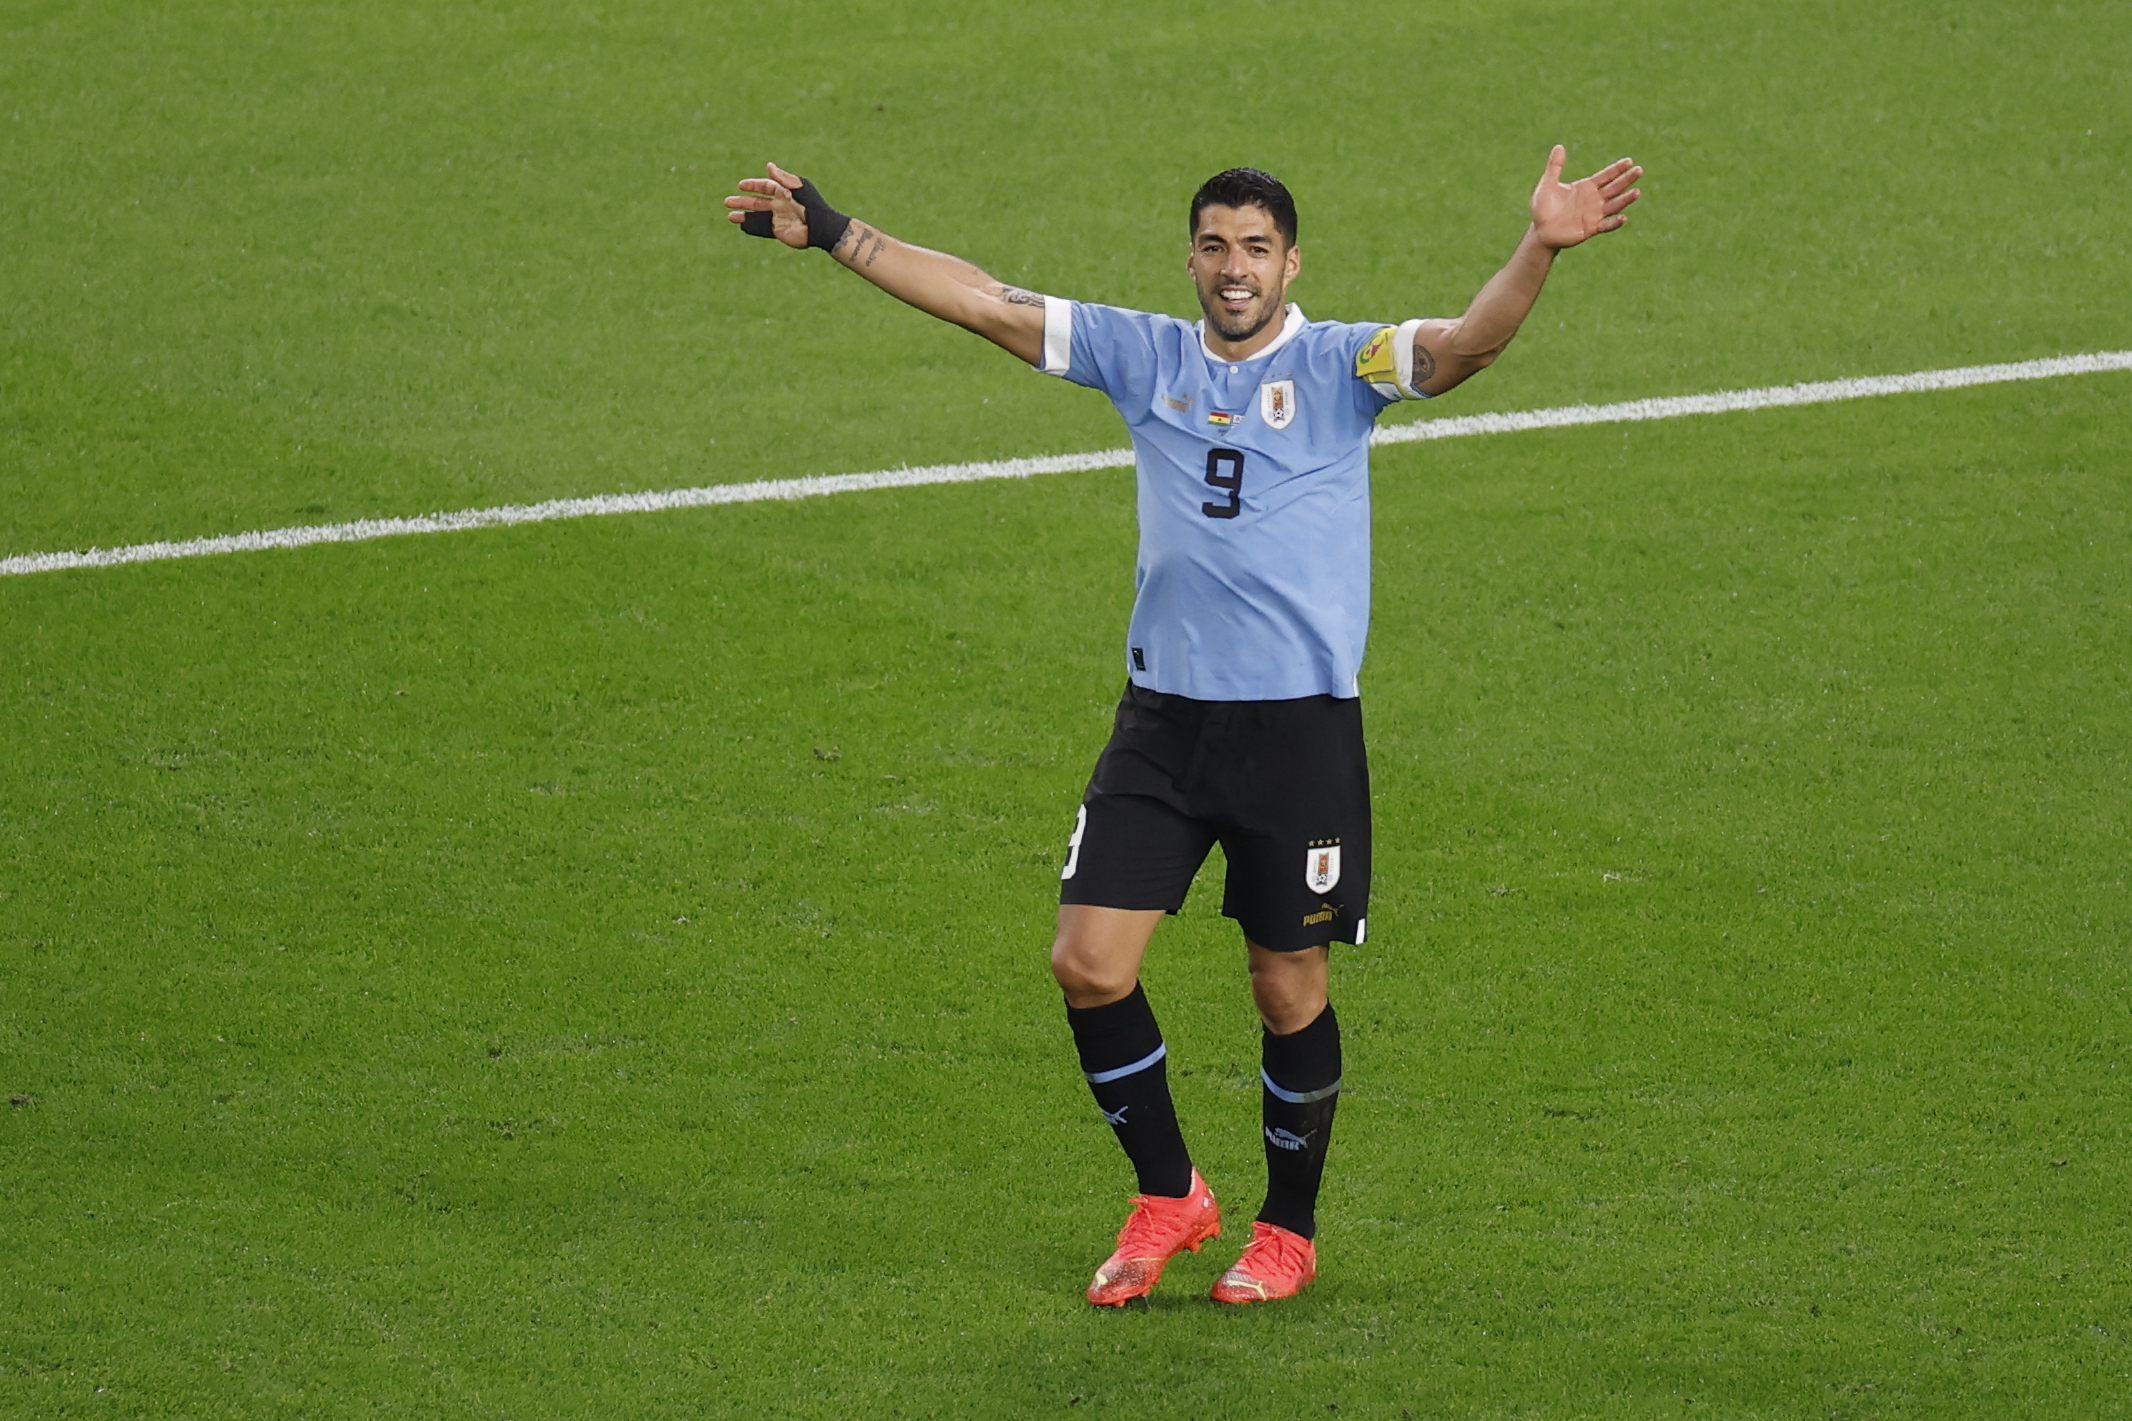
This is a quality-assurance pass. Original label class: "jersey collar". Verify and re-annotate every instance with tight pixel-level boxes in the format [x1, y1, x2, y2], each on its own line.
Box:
[1197, 303, 1306, 365]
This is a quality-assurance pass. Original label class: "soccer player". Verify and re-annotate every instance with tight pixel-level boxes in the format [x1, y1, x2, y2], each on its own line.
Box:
[727, 149, 1641, 1305]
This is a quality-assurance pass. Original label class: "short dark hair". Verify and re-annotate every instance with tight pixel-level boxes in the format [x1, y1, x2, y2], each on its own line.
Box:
[1189, 168, 1297, 247]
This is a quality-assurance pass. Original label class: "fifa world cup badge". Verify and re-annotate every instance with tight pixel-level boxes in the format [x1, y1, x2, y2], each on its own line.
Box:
[1305, 840, 1341, 892]
[1260, 378, 1296, 430]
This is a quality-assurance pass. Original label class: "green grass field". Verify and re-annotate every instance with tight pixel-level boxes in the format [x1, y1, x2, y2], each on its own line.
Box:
[4, 1, 2129, 1416]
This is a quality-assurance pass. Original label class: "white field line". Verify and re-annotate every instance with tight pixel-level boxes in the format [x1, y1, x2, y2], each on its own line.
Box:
[1369, 349, 2132, 445]
[5, 350, 2128, 579]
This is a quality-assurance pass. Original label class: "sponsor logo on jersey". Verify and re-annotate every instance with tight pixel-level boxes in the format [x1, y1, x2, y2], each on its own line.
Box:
[1260, 378, 1296, 430]
[1161, 393, 1191, 411]
[1305, 839, 1342, 893]
[1207, 410, 1240, 427]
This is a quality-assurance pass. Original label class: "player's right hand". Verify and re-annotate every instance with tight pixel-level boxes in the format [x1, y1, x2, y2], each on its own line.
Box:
[725, 162, 811, 248]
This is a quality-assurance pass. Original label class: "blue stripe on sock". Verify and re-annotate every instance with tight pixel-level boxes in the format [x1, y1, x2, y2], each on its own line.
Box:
[1084, 1041, 1167, 1085]
[1261, 1068, 1342, 1104]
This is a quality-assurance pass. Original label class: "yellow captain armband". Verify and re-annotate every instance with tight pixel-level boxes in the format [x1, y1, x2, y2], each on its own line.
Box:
[1355, 326, 1400, 390]
[1354, 319, 1431, 400]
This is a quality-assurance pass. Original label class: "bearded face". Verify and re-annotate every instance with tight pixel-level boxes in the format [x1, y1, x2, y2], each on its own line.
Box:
[1189, 204, 1300, 345]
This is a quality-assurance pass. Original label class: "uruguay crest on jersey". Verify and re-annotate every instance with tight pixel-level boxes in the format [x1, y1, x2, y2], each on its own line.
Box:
[1305, 840, 1341, 893]
[1260, 378, 1296, 430]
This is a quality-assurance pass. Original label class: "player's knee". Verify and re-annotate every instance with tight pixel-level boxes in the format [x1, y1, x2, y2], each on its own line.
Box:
[1250, 953, 1329, 1034]
[1050, 933, 1135, 1006]
[1254, 988, 1325, 1035]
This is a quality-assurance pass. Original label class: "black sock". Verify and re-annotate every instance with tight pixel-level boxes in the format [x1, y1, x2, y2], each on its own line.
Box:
[1066, 983, 1194, 1198]
[1258, 1002, 1341, 1239]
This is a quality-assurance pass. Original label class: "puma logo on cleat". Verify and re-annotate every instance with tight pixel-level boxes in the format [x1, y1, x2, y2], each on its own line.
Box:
[1265, 1126, 1316, 1152]
[1103, 1104, 1131, 1126]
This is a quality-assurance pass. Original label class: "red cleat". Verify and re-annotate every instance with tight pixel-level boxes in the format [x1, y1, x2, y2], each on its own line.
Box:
[1210, 1220, 1317, 1304]
[1086, 1170, 1221, 1306]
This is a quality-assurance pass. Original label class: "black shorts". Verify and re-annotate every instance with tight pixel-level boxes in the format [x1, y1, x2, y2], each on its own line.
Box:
[1059, 683, 1371, 952]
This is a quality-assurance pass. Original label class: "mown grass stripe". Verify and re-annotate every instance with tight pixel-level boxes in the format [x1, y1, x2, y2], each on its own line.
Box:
[6, 350, 2127, 579]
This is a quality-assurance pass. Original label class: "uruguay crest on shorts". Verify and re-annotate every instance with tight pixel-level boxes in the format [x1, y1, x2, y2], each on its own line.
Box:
[1260, 378, 1296, 430]
[1305, 840, 1341, 893]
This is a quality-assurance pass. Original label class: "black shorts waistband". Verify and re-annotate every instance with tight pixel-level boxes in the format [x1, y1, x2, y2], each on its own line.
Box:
[1121, 681, 1359, 714]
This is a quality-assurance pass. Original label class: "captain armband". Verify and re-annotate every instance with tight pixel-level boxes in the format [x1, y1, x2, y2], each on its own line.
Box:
[1354, 319, 1433, 401]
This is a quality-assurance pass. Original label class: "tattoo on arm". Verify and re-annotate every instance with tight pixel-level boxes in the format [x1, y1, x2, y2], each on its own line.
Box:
[1411, 336, 1437, 387]
[1001, 285, 1044, 307]
[833, 222, 889, 267]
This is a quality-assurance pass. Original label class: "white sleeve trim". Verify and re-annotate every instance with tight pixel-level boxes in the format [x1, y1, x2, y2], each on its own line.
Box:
[1391, 317, 1432, 399]
[1038, 295, 1073, 376]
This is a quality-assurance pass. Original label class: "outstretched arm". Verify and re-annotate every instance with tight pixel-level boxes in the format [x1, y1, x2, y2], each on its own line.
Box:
[724, 162, 1047, 367]
[1410, 146, 1642, 396]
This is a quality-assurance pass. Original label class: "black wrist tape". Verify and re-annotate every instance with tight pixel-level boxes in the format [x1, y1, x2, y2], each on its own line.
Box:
[789, 176, 852, 252]
[739, 174, 851, 253]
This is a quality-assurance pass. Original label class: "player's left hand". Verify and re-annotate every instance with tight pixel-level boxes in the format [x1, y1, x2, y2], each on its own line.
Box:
[1529, 146, 1642, 250]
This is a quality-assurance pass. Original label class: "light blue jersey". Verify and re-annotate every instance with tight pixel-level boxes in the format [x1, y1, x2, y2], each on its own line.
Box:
[1037, 299, 1429, 701]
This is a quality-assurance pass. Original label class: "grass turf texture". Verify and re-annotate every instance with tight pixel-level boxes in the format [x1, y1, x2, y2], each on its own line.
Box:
[9, 377, 2131, 1417]
[3, 0, 2130, 1416]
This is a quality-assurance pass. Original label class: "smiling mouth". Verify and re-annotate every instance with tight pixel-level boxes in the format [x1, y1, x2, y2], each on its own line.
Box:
[1203, 275, 1278, 339]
